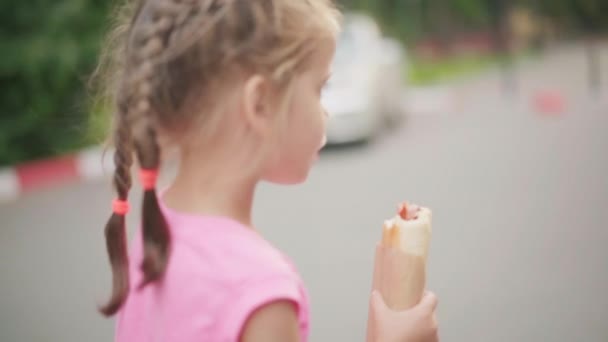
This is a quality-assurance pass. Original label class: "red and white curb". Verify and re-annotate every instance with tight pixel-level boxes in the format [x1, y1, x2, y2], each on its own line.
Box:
[0, 147, 112, 203]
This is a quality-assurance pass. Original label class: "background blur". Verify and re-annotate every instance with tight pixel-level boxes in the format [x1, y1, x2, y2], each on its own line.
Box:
[1, 0, 607, 341]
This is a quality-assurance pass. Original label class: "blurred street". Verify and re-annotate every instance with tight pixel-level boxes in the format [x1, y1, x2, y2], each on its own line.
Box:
[1, 42, 607, 341]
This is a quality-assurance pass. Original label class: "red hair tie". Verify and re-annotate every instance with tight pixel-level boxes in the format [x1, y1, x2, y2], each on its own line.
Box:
[140, 168, 159, 190]
[112, 199, 130, 215]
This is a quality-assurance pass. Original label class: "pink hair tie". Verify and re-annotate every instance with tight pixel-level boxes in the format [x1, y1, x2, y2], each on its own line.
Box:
[139, 168, 159, 190]
[112, 199, 130, 215]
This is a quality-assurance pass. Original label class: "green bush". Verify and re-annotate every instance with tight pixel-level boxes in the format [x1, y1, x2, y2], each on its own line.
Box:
[0, 0, 111, 167]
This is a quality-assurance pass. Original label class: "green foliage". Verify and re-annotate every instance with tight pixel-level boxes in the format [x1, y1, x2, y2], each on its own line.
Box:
[452, 0, 490, 26]
[408, 50, 538, 85]
[0, 0, 111, 166]
[408, 54, 498, 85]
[568, 0, 608, 32]
[341, 0, 497, 41]
[342, 0, 608, 41]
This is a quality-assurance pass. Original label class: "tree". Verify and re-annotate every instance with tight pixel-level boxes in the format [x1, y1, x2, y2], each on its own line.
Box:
[0, 0, 111, 166]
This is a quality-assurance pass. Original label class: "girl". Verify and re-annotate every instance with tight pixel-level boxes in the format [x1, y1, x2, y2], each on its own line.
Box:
[94, 0, 438, 341]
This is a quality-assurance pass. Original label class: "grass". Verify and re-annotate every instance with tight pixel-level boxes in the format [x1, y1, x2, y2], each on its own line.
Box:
[407, 51, 538, 86]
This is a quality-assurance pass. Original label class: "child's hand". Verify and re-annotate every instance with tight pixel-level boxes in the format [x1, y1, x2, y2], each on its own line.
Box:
[369, 290, 439, 342]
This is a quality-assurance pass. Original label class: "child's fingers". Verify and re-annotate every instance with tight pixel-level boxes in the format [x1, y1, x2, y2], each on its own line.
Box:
[418, 291, 438, 313]
[371, 291, 385, 308]
[370, 290, 389, 315]
[372, 290, 438, 319]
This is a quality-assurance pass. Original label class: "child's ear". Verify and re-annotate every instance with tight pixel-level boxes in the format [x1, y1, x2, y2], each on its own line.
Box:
[242, 74, 275, 137]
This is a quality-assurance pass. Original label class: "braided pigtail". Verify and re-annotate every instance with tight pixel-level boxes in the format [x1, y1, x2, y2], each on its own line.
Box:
[128, 1, 180, 289]
[134, 123, 169, 289]
[99, 94, 134, 317]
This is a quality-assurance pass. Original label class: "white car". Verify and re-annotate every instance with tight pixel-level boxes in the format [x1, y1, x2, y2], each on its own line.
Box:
[323, 14, 407, 144]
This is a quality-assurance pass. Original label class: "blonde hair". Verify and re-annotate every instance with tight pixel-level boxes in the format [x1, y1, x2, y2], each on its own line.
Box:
[92, 0, 341, 316]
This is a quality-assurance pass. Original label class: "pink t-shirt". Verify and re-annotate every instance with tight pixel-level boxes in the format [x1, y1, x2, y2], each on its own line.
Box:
[115, 200, 310, 342]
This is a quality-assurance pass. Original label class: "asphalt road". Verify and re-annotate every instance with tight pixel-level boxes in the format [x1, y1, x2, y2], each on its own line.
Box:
[1, 43, 607, 342]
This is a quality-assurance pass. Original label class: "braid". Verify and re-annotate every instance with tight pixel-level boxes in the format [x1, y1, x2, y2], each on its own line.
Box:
[127, 0, 180, 289]
[99, 93, 134, 316]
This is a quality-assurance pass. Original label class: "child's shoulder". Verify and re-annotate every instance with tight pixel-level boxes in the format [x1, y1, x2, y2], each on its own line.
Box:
[170, 215, 299, 287]
[167, 217, 308, 340]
